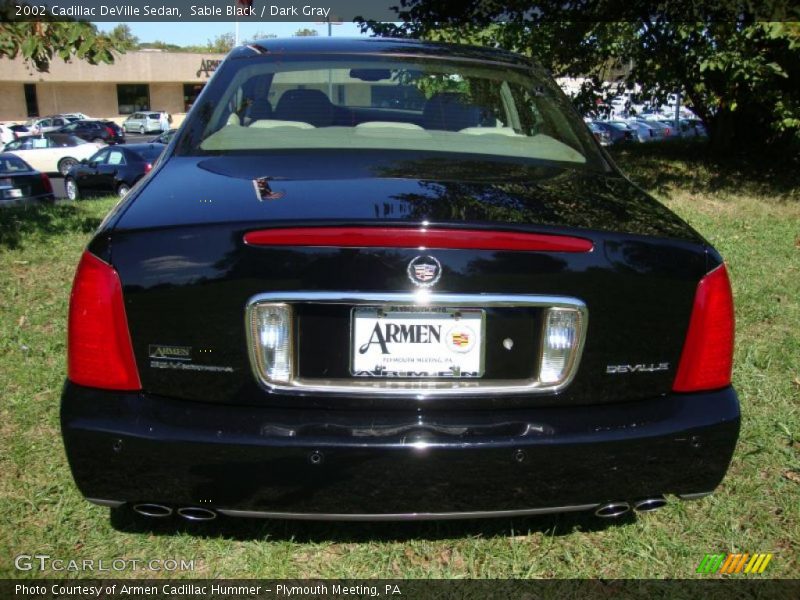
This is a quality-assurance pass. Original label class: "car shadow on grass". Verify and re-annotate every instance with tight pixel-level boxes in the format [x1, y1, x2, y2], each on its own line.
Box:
[109, 507, 636, 542]
[610, 140, 800, 201]
[0, 202, 104, 250]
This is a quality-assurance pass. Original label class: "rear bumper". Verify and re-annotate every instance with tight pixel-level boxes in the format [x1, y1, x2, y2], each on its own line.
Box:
[61, 383, 739, 519]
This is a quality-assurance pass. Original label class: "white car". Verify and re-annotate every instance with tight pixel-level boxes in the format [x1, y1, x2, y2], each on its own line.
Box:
[58, 112, 92, 121]
[26, 116, 78, 135]
[3, 134, 104, 175]
[0, 124, 16, 147]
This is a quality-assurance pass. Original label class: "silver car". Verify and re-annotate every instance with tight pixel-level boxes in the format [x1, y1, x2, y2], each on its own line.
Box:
[122, 112, 166, 134]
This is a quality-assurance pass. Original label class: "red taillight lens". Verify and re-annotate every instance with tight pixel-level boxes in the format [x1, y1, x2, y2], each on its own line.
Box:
[68, 251, 141, 391]
[106, 126, 115, 137]
[672, 264, 734, 392]
[40, 172, 52, 193]
[144, 163, 152, 173]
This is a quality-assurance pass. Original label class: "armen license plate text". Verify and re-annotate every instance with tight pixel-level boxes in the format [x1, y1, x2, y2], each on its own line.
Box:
[351, 307, 484, 378]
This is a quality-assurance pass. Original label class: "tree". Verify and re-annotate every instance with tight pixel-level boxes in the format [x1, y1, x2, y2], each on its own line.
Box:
[0, 21, 126, 71]
[107, 24, 139, 51]
[359, 1, 800, 154]
[205, 32, 236, 53]
[294, 28, 319, 37]
[243, 31, 278, 44]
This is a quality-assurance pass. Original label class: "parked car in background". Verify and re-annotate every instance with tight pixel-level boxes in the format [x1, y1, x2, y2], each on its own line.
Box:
[58, 120, 125, 145]
[684, 119, 708, 138]
[0, 153, 54, 206]
[58, 112, 93, 121]
[587, 121, 611, 146]
[122, 112, 168, 134]
[9, 124, 34, 139]
[623, 119, 659, 143]
[64, 143, 163, 199]
[1, 124, 16, 146]
[592, 120, 637, 144]
[150, 128, 178, 144]
[27, 115, 78, 135]
[61, 38, 739, 524]
[635, 118, 673, 139]
[3, 134, 103, 175]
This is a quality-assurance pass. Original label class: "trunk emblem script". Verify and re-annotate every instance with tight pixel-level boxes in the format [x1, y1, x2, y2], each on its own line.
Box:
[407, 255, 442, 288]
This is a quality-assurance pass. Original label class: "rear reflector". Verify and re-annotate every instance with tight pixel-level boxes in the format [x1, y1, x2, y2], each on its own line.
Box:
[244, 227, 593, 252]
[68, 251, 141, 391]
[672, 264, 734, 393]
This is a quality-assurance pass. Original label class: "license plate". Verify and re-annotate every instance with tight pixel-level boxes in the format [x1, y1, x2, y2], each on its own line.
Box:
[351, 306, 485, 378]
[2, 188, 22, 198]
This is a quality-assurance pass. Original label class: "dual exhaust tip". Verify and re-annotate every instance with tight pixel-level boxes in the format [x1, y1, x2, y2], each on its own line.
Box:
[594, 496, 668, 518]
[132, 503, 217, 521]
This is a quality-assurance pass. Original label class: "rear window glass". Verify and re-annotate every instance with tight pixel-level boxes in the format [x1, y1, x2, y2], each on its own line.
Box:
[0, 154, 32, 173]
[177, 55, 604, 170]
[133, 146, 164, 162]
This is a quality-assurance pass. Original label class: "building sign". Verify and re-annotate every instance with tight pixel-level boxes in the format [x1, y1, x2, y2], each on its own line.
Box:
[197, 59, 223, 78]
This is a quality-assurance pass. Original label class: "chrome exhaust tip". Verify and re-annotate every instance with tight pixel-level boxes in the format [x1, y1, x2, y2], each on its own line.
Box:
[633, 496, 667, 513]
[132, 503, 173, 518]
[176, 507, 217, 522]
[594, 502, 631, 518]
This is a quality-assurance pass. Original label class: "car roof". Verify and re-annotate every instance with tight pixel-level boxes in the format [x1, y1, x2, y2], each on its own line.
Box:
[228, 37, 531, 67]
[123, 143, 165, 154]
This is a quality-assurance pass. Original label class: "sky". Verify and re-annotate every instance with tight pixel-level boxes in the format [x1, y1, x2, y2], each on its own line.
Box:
[95, 21, 366, 46]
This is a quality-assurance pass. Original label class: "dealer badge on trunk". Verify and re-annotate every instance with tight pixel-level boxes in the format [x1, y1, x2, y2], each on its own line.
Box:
[407, 255, 442, 288]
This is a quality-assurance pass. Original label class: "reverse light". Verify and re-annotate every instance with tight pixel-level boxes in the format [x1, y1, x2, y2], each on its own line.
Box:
[248, 303, 293, 385]
[68, 251, 141, 390]
[539, 308, 584, 385]
[672, 264, 734, 392]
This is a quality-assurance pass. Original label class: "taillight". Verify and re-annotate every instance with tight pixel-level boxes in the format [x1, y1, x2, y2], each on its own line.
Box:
[40, 173, 52, 193]
[106, 126, 115, 137]
[244, 227, 594, 252]
[672, 264, 734, 392]
[144, 163, 152, 173]
[68, 251, 141, 391]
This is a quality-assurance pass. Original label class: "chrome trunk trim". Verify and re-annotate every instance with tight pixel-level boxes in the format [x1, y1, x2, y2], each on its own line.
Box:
[245, 292, 588, 398]
[86, 498, 126, 508]
[217, 503, 600, 521]
[677, 491, 714, 501]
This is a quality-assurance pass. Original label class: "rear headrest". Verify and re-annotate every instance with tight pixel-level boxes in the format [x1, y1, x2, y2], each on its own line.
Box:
[274, 89, 335, 127]
[244, 99, 273, 124]
[422, 92, 493, 131]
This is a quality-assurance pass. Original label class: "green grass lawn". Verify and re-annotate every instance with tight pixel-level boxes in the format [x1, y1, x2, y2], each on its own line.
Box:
[1, 147, 798, 579]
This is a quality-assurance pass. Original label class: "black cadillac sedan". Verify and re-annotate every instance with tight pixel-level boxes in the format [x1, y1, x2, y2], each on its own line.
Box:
[64, 144, 164, 200]
[61, 38, 739, 523]
[58, 120, 126, 145]
[0, 153, 54, 206]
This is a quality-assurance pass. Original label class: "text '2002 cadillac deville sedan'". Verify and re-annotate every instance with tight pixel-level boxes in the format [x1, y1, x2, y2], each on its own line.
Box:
[61, 38, 739, 523]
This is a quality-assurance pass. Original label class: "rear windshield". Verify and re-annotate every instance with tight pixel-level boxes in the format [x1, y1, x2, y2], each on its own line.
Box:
[47, 134, 86, 147]
[132, 146, 164, 162]
[176, 55, 604, 170]
[0, 154, 32, 173]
